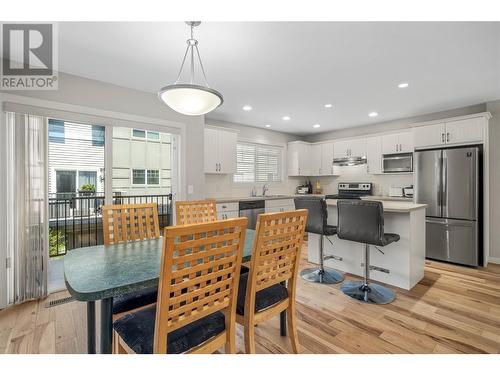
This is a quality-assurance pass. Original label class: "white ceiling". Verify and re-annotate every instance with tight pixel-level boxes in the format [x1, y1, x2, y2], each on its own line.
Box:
[57, 22, 500, 135]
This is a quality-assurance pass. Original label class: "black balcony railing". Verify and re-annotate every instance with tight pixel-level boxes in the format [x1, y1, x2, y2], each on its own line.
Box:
[48, 192, 172, 257]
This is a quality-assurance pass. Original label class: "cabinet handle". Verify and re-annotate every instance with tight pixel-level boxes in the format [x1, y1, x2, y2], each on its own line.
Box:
[446, 133, 450, 142]
[299, 167, 301, 175]
[442, 133, 445, 143]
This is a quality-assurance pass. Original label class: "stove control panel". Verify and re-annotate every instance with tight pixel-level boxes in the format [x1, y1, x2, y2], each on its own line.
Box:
[338, 182, 372, 191]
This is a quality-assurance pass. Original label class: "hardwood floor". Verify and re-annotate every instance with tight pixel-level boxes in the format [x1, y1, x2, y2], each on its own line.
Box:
[1, 245, 500, 354]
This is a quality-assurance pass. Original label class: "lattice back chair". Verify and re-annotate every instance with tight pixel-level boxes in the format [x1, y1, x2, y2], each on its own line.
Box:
[236, 209, 308, 354]
[102, 203, 161, 321]
[102, 203, 160, 245]
[113, 217, 248, 354]
[175, 199, 218, 225]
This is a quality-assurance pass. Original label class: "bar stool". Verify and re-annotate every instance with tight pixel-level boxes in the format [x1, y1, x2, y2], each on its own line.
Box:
[294, 196, 344, 284]
[336, 200, 400, 304]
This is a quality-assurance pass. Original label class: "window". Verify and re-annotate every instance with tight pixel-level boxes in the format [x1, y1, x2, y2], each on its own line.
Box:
[48, 119, 65, 143]
[132, 129, 146, 138]
[147, 131, 160, 140]
[78, 171, 97, 189]
[147, 170, 160, 185]
[56, 170, 76, 193]
[132, 169, 146, 184]
[92, 125, 105, 147]
[132, 169, 160, 185]
[234, 142, 282, 183]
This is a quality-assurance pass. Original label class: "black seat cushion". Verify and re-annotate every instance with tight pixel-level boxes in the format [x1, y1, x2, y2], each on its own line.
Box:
[236, 269, 288, 315]
[112, 286, 158, 315]
[337, 200, 400, 247]
[324, 225, 337, 236]
[294, 196, 329, 235]
[113, 306, 225, 354]
[380, 233, 400, 246]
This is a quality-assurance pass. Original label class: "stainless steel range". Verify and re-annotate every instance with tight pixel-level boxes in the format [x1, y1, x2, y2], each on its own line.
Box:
[326, 182, 372, 200]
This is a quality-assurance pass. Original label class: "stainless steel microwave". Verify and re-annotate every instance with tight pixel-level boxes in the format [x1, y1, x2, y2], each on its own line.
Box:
[382, 153, 413, 173]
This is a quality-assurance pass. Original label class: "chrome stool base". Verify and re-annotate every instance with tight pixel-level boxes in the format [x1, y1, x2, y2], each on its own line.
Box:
[341, 280, 396, 304]
[300, 267, 344, 284]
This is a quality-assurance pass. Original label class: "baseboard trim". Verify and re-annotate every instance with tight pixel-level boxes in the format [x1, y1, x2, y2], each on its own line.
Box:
[488, 257, 500, 265]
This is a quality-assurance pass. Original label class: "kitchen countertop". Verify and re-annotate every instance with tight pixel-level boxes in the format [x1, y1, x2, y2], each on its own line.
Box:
[326, 198, 427, 213]
[362, 195, 414, 202]
[211, 194, 325, 203]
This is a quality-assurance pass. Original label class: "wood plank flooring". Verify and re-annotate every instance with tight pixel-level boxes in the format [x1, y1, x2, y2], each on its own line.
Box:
[1, 244, 500, 354]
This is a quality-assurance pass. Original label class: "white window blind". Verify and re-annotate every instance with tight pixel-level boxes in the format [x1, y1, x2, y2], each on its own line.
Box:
[234, 142, 282, 183]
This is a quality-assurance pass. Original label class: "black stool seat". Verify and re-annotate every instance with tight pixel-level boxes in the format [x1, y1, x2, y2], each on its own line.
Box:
[113, 305, 225, 354]
[294, 196, 344, 285]
[112, 286, 158, 315]
[237, 266, 288, 315]
[337, 199, 399, 304]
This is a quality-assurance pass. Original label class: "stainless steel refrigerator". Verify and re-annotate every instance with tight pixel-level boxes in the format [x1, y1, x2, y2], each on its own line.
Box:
[415, 146, 481, 266]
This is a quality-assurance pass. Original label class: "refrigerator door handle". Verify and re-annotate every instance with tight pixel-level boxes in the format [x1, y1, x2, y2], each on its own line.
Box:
[442, 156, 448, 218]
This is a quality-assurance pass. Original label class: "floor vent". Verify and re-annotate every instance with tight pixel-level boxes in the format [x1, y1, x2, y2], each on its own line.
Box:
[45, 296, 74, 308]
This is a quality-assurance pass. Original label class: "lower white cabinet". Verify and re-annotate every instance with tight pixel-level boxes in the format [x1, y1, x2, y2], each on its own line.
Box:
[265, 199, 295, 213]
[216, 202, 239, 220]
[217, 211, 239, 220]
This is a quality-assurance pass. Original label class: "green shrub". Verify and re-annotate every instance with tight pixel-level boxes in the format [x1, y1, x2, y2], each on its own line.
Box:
[49, 229, 66, 257]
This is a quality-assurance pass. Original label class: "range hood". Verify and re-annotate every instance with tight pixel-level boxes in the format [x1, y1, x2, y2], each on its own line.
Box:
[333, 156, 367, 166]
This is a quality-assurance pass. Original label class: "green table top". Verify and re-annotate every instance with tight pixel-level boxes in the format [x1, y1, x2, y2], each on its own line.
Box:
[64, 229, 255, 301]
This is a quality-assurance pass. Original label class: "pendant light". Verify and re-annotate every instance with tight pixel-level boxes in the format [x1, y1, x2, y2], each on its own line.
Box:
[158, 21, 223, 116]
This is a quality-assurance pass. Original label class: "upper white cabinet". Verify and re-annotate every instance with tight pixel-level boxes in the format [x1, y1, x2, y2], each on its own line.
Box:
[413, 117, 485, 149]
[365, 136, 383, 174]
[381, 131, 413, 154]
[310, 142, 335, 176]
[287, 141, 311, 176]
[334, 138, 366, 158]
[204, 128, 237, 174]
[413, 123, 446, 148]
[445, 118, 484, 144]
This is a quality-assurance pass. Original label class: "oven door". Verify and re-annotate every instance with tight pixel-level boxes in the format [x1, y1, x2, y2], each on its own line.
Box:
[382, 153, 413, 173]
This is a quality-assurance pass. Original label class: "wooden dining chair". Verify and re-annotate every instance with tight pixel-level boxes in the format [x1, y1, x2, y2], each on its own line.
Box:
[101, 203, 161, 319]
[113, 217, 248, 354]
[102, 203, 160, 245]
[175, 199, 217, 225]
[236, 209, 308, 354]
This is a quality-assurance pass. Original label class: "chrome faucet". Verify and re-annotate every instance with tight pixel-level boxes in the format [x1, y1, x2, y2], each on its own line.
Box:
[262, 184, 269, 196]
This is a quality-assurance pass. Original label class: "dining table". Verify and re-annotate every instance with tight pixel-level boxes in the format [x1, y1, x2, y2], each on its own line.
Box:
[64, 228, 287, 354]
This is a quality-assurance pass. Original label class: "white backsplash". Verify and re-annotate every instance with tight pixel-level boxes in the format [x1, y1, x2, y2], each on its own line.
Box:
[205, 173, 299, 198]
[205, 165, 413, 198]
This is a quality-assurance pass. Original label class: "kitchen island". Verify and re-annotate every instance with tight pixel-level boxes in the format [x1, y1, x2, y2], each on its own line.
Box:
[307, 199, 427, 290]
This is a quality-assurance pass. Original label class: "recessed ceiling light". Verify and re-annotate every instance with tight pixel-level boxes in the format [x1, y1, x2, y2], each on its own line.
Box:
[369, 112, 378, 117]
[398, 82, 409, 88]
[242, 105, 252, 111]
[313, 124, 321, 128]
[324, 104, 333, 108]
[282, 116, 291, 121]
[265, 124, 271, 128]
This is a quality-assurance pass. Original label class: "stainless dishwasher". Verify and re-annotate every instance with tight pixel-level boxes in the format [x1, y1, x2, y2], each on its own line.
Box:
[239, 200, 265, 229]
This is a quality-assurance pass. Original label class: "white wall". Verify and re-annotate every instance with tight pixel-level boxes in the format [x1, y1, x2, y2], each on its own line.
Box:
[486, 100, 500, 262]
[204, 119, 303, 198]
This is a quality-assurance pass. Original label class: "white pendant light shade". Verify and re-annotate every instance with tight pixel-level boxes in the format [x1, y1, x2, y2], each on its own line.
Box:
[158, 22, 223, 116]
[159, 84, 223, 116]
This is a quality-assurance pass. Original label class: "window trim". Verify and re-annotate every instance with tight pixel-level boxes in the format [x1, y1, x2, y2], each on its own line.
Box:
[233, 141, 284, 184]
